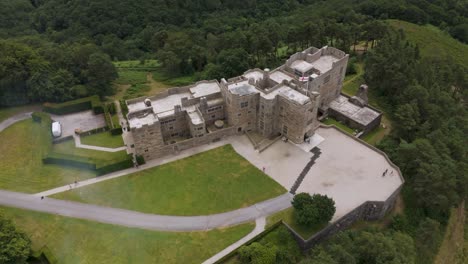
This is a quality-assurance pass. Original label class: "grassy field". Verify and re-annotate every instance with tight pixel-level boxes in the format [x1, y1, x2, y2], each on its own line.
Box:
[0, 119, 96, 193]
[342, 62, 364, 96]
[80, 132, 124, 148]
[266, 207, 327, 239]
[0, 104, 41, 123]
[52, 140, 128, 166]
[321, 117, 355, 135]
[113, 59, 160, 69]
[53, 145, 286, 216]
[388, 20, 468, 68]
[114, 70, 148, 85]
[0, 206, 254, 264]
[434, 203, 466, 264]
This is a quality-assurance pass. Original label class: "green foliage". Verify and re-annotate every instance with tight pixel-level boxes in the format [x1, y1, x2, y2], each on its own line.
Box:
[304, 229, 416, 264]
[292, 193, 336, 227]
[42, 152, 97, 171]
[96, 156, 133, 175]
[43, 95, 103, 115]
[0, 212, 31, 264]
[31, 112, 52, 124]
[237, 225, 302, 264]
[135, 155, 145, 165]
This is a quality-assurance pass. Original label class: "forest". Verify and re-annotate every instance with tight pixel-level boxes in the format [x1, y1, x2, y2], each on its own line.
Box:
[0, 0, 467, 263]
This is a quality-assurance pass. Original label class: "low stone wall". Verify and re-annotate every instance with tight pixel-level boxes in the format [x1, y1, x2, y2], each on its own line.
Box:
[286, 185, 402, 251]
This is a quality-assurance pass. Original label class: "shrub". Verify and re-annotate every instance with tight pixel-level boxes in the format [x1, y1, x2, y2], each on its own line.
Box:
[119, 100, 129, 117]
[136, 155, 145, 165]
[43, 95, 103, 115]
[110, 127, 123, 135]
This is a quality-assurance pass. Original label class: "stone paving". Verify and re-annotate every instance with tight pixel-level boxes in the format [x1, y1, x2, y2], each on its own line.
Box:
[50, 110, 106, 138]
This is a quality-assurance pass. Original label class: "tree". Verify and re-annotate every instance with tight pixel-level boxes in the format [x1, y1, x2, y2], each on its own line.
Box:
[292, 193, 336, 226]
[0, 213, 31, 264]
[86, 52, 118, 96]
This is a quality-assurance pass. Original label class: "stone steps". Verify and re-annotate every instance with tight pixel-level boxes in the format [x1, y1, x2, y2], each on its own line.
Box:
[290, 147, 322, 194]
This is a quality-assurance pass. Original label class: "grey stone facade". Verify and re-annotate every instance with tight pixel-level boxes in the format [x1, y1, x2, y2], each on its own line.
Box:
[126, 46, 373, 161]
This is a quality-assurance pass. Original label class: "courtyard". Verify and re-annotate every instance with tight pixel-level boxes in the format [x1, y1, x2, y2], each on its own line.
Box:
[227, 126, 403, 221]
[50, 110, 106, 138]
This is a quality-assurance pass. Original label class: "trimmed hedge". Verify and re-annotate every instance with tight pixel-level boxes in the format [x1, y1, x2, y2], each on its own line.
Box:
[96, 155, 133, 175]
[43, 151, 133, 175]
[110, 126, 123, 135]
[43, 152, 96, 171]
[43, 95, 103, 115]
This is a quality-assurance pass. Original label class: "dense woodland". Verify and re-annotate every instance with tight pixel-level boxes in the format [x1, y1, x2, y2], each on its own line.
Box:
[0, 0, 467, 263]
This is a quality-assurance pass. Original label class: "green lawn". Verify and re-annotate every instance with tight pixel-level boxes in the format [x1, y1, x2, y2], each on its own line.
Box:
[0, 119, 96, 193]
[266, 207, 327, 239]
[0, 206, 254, 264]
[388, 20, 468, 68]
[52, 145, 286, 216]
[52, 140, 128, 166]
[342, 62, 364, 96]
[152, 70, 197, 87]
[114, 70, 148, 85]
[113, 59, 160, 69]
[322, 117, 355, 135]
[80, 132, 124, 148]
[0, 104, 41, 123]
[362, 125, 386, 145]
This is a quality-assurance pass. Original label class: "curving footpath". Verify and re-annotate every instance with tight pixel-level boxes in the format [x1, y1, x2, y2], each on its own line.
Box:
[0, 190, 292, 231]
[0, 112, 33, 132]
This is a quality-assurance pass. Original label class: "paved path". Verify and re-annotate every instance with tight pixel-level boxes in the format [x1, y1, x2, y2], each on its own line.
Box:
[0, 112, 32, 132]
[73, 134, 127, 152]
[0, 190, 292, 232]
[202, 217, 266, 264]
[35, 137, 233, 197]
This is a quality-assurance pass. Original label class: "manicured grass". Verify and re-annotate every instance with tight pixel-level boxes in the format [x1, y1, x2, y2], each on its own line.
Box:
[114, 70, 148, 85]
[53, 145, 286, 216]
[0, 206, 254, 264]
[0, 119, 96, 193]
[52, 140, 128, 166]
[388, 20, 468, 68]
[321, 117, 355, 135]
[80, 132, 124, 148]
[266, 207, 327, 239]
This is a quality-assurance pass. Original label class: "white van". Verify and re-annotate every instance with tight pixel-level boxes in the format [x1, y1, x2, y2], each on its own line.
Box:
[52, 121, 62, 138]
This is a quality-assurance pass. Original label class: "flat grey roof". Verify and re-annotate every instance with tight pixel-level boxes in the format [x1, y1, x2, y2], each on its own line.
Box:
[291, 60, 314, 73]
[227, 81, 258, 96]
[189, 82, 221, 98]
[309, 55, 339, 74]
[269, 70, 293, 84]
[329, 95, 380, 126]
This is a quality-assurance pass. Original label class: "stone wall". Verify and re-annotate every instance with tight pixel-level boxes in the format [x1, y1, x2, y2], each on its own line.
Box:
[286, 185, 402, 251]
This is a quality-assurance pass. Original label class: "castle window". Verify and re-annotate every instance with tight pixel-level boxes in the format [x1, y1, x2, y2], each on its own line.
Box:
[144, 149, 148, 152]
[238, 113, 241, 116]
[211, 115, 215, 119]
[240, 101, 248, 108]
[169, 126, 173, 130]
[282, 125, 288, 135]
[324, 75, 330, 84]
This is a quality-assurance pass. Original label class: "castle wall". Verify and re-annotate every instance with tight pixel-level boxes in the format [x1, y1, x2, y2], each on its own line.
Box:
[224, 92, 259, 133]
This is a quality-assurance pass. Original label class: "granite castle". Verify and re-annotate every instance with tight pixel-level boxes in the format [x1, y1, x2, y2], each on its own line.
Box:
[126, 46, 381, 161]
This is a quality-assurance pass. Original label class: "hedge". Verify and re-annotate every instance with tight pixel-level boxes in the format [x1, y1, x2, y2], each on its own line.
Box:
[32, 112, 52, 124]
[42, 151, 133, 175]
[96, 155, 133, 175]
[43, 95, 104, 115]
[43, 152, 96, 171]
